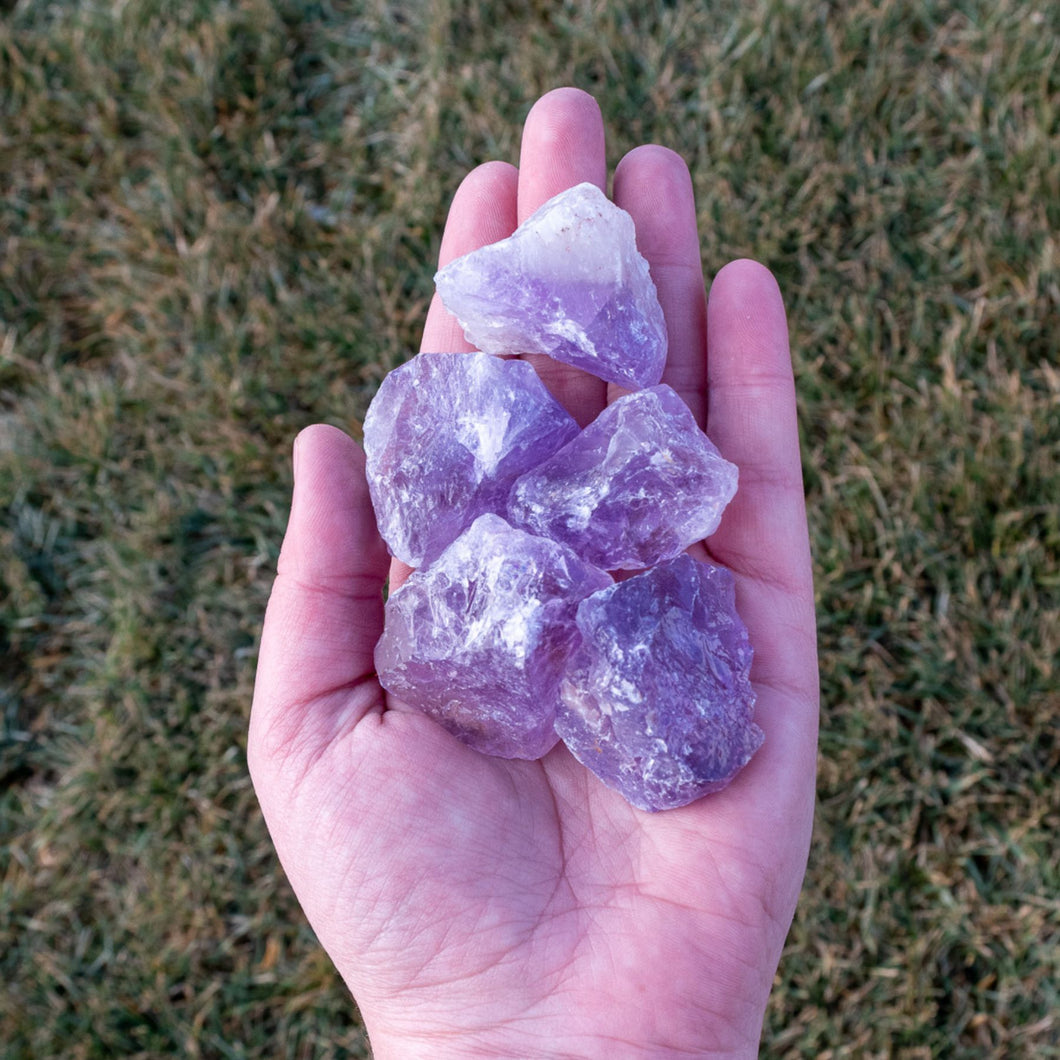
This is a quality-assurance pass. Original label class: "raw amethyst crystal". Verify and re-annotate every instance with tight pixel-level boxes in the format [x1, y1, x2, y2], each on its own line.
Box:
[375, 514, 612, 760]
[507, 385, 738, 570]
[363, 351, 580, 567]
[434, 182, 667, 389]
[556, 555, 762, 811]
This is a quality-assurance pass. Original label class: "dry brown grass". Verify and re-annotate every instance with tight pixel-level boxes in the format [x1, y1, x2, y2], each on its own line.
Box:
[1, 0, 1057, 1056]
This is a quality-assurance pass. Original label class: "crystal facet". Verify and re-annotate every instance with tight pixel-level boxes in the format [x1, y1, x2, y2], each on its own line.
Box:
[507, 385, 738, 570]
[375, 514, 612, 760]
[556, 555, 762, 811]
[434, 182, 667, 389]
[363, 352, 580, 567]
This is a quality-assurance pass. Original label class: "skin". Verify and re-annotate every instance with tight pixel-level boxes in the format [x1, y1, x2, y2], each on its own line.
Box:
[249, 88, 819, 1058]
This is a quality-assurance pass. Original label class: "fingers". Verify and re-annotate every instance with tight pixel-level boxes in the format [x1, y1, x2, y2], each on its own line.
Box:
[399, 162, 521, 594]
[421, 160, 519, 354]
[613, 145, 708, 424]
[704, 260, 818, 712]
[249, 425, 390, 773]
[517, 87, 608, 219]
[517, 87, 609, 426]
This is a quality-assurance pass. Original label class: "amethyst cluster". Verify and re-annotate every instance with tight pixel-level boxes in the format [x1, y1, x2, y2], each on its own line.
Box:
[365, 184, 762, 811]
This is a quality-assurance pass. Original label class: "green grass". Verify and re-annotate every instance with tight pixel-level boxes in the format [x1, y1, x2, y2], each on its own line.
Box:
[1, 0, 1057, 1055]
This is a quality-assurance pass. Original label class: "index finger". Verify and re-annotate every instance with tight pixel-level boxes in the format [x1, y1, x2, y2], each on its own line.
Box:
[421, 160, 519, 353]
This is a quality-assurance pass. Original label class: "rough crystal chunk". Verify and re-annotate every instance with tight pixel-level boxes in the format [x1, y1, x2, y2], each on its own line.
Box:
[434, 182, 667, 389]
[363, 351, 580, 567]
[375, 514, 612, 760]
[557, 555, 762, 811]
[508, 385, 738, 570]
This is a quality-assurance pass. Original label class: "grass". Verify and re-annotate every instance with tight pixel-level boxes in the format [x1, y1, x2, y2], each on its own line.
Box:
[1, 0, 1057, 1055]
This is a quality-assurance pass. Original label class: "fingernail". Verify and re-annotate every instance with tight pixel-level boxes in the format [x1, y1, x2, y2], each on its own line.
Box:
[292, 431, 304, 481]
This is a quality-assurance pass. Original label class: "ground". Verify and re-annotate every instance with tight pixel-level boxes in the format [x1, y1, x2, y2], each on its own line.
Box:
[1, 0, 1057, 1056]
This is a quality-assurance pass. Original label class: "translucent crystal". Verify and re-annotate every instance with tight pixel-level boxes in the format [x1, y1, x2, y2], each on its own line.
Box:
[434, 182, 667, 389]
[507, 385, 738, 570]
[363, 351, 580, 567]
[375, 514, 612, 760]
[557, 555, 762, 811]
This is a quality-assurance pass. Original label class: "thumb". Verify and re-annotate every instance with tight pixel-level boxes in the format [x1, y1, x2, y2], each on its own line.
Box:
[249, 424, 389, 779]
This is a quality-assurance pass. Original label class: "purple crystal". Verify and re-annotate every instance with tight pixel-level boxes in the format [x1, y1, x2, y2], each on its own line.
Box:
[363, 352, 580, 567]
[556, 555, 762, 811]
[434, 183, 667, 389]
[375, 514, 612, 759]
[507, 386, 738, 570]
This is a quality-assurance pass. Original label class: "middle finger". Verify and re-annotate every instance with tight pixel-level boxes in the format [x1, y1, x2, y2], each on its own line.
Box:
[517, 87, 610, 427]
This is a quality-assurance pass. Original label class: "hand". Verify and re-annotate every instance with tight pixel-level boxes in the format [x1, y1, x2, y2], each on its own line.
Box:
[249, 88, 819, 1059]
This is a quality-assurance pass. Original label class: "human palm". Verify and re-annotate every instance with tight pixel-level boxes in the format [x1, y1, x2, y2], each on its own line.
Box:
[249, 89, 819, 1059]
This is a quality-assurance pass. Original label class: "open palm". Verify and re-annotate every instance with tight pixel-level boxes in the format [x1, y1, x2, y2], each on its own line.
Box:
[249, 89, 819, 1059]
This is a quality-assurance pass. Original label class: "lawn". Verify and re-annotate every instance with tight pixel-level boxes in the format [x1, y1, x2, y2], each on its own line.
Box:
[1, 0, 1057, 1056]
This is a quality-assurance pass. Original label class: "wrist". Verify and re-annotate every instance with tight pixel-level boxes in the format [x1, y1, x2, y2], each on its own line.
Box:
[369, 1039, 756, 1060]
[363, 1013, 759, 1060]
